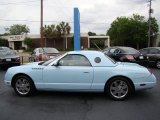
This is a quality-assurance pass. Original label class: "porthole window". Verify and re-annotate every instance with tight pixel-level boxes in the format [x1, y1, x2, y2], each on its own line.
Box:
[94, 57, 101, 63]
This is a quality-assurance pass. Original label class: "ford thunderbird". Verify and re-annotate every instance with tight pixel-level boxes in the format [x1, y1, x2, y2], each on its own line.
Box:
[4, 51, 157, 100]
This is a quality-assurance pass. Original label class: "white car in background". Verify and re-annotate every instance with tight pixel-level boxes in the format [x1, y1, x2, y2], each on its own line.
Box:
[29, 47, 60, 62]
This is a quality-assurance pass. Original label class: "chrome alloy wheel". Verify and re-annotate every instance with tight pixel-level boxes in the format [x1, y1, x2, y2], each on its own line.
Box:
[110, 80, 128, 99]
[15, 78, 31, 95]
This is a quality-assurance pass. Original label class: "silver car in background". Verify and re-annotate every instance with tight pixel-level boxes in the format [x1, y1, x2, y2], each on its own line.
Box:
[29, 47, 60, 62]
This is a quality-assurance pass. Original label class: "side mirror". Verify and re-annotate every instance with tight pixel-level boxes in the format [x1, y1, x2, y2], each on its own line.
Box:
[53, 61, 59, 66]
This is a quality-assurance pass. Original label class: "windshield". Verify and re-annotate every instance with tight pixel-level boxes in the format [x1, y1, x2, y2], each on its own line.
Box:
[122, 47, 139, 54]
[42, 54, 63, 66]
[0, 50, 16, 57]
[41, 48, 59, 53]
[0, 47, 10, 51]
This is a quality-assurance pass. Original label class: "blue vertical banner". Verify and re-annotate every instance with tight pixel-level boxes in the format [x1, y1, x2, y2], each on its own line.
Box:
[74, 8, 80, 51]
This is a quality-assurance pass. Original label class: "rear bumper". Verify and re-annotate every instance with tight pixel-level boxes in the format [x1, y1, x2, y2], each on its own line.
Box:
[134, 74, 157, 90]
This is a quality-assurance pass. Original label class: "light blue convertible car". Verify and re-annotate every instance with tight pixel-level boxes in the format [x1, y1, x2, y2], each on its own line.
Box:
[4, 51, 157, 100]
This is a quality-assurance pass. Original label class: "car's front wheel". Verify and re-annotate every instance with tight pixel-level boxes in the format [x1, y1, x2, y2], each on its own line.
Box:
[106, 77, 132, 101]
[13, 75, 36, 96]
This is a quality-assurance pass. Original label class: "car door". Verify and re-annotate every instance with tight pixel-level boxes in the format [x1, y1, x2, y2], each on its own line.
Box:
[43, 54, 94, 90]
[148, 48, 159, 63]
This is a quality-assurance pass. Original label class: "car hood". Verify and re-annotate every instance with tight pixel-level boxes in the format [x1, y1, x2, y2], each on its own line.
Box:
[0, 55, 19, 59]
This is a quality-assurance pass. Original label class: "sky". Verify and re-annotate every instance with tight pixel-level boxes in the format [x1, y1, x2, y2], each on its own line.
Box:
[0, 0, 159, 35]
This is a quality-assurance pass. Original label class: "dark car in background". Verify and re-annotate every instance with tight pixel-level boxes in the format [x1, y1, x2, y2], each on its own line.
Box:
[103, 46, 148, 66]
[29, 47, 60, 62]
[0, 50, 20, 69]
[139, 47, 160, 68]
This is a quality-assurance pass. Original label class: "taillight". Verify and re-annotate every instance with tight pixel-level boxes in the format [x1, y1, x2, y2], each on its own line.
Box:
[38, 54, 42, 61]
[147, 68, 152, 74]
[125, 55, 134, 60]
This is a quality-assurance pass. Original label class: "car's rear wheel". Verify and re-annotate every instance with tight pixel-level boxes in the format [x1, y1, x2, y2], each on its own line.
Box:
[13, 75, 35, 96]
[156, 60, 160, 69]
[106, 77, 132, 101]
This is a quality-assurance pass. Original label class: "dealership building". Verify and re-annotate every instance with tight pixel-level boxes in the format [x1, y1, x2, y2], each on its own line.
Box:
[1, 34, 110, 50]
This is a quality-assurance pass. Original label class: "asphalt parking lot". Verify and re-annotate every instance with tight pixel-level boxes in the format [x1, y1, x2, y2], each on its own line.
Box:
[0, 68, 160, 120]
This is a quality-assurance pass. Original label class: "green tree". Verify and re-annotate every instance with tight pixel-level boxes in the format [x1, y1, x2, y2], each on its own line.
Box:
[59, 21, 71, 35]
[88, 32, 96, 36]
[0, 38, 8, 46]
[5, 24, 30, 35]
[66, 23, 71, 35]
[149, 17, 159, 46]
[43, 22, 71, 39]
[107, 14, 159, 49]
[107, 17, 130, 46]
[42, 22, 71, 48]
[24, 37, 32, 49]
[56, 25, 62, 39]
[43, 25, 57, 39]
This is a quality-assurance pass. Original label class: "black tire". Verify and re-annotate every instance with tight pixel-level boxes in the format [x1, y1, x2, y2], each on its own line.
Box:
[156, 60, 160, 69]
[13, 75, 36, 97]
[105, 77, 132, 101]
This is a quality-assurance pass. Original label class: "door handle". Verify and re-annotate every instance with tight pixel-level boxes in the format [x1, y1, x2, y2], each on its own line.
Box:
[84, 72, 89, 73]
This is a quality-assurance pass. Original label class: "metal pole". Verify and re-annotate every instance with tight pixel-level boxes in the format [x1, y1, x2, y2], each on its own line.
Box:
[40, 0, 43, 47]
[45, 37, 46, 47]
[148, 0, 152, 47]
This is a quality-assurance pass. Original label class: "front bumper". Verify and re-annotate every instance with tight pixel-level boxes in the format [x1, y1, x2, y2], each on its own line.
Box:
[4, 80, 11, 87]
[0, 62, 20, 68]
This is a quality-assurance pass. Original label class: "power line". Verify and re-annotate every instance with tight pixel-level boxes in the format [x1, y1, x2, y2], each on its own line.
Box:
[0, 0, 46, 5]
[0, 19, 109, 24]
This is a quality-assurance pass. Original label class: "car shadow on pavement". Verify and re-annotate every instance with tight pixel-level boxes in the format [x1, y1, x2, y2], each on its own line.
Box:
[6, 90, 154, 102]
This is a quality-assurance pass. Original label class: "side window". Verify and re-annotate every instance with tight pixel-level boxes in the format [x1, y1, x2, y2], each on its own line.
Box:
[114, 49, 121, 54]
[59, 54, 91, 66]
[149, 49, 159, 54]
[32, 49, 36, 54]
[38, 48, 43, 53]
[109, 48, 116, 53]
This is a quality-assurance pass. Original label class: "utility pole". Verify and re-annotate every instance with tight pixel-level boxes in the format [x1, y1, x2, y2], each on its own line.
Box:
[148, 0, 153, 47]
[40, 0, 43, 47]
